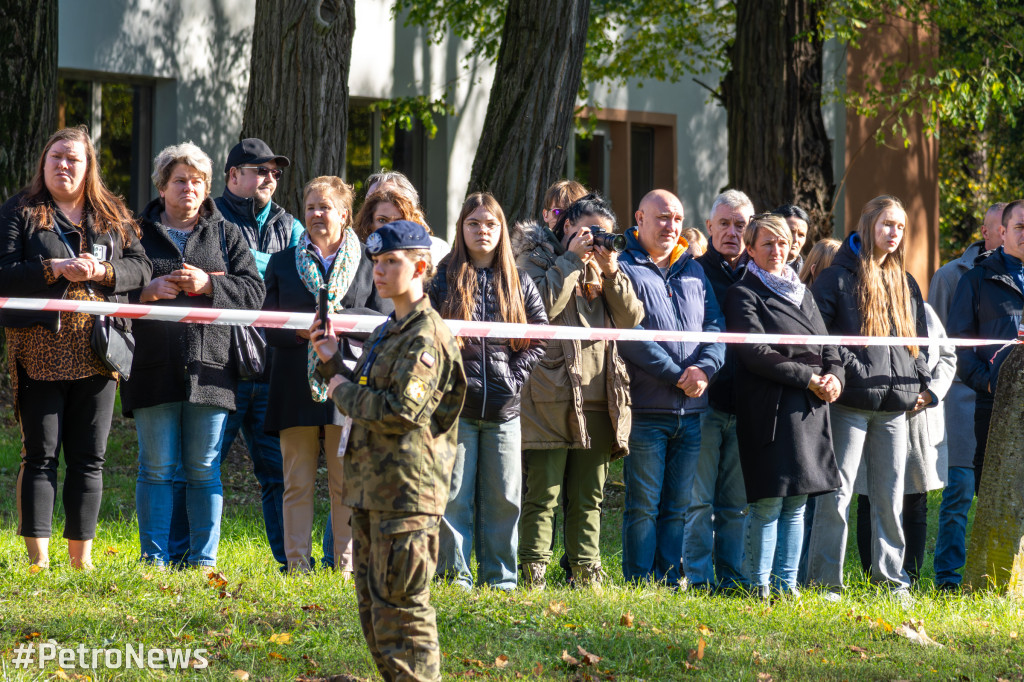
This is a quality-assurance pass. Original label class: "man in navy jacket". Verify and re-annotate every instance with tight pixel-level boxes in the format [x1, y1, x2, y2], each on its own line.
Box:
[617, 189, 725, 585]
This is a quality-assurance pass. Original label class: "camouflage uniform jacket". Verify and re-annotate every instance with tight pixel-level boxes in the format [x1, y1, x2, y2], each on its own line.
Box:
[318, 296, 467, 514]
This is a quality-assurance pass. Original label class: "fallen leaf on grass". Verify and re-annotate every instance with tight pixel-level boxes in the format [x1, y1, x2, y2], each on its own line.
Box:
[561, 650, 579, 666]
[1010, 631, 1019, 640]
[28, 565, 43, 575]
[849, 645, 868, 659]
[696, 638, 705, 661]
[269, 632, 292, 645]
[268, 652, 287, 661]
[577, 645, 602, 666]
[495, 655, 509, 668]
[620, 612, 634, 627]
[751, 650, 763, 664]
[545, 600, 568, 616]
[301, 604, 325, 612]
[757, 673, 774, 681]
[895, 621, 943, 648]
[105, 546, 118, 555]
[207, 571, 228, 588]
[697, 624, 712, 636]
[533, 662, 543, 675]
[230, 671, 250, 681]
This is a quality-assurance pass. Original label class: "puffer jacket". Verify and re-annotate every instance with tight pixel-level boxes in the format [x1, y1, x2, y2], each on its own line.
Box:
[810, 232, 930, 412]
[946, 247, 1024, 406]
[510, 221, 645, 459]
[616, 227, 725, 414]
[121, 197, 265, 415]
[215, 189, 302, 277]
[428, 257, 548, 422]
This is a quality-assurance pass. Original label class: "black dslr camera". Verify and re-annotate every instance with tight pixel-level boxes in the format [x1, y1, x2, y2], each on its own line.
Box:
[588, 225, 627, 253]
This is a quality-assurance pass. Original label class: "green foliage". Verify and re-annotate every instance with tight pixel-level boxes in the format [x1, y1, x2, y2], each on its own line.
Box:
[370, 95, 455, 139]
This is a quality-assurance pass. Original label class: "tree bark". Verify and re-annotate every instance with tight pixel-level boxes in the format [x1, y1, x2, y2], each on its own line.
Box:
[965, 343, 1024, 593]
[0, 0, 57, 202]
[722, 0, 834, 247]
[467, 0, 590, 225]
[241, 0, 354, 216]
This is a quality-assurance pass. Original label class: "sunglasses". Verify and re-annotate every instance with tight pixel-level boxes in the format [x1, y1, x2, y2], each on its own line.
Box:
[238, 165, 283, 180]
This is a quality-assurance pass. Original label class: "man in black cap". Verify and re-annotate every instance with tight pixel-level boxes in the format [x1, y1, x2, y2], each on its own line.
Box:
[173, 138, 301, 569]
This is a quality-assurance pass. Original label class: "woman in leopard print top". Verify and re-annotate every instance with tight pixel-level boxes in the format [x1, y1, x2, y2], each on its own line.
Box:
[0, 126, 152, 570]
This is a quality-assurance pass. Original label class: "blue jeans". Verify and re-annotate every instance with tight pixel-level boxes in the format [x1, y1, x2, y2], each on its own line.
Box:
[622, 413, 701, 584]
[683, 408, 748, 588]
[437, 417, 521, 589]
[933, 466, 975, 586]
[745, 495, 807, 592]
[170, 380, 286, 566]
[807, 405, 909, 589]
[135, 402, 228, 566]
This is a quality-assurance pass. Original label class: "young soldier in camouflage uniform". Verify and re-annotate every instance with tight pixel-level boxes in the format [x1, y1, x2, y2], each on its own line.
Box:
[311, 220, 466, 682]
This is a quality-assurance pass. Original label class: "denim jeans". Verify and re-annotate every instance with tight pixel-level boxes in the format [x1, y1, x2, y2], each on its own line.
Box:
[437, 417, 521, 589]
[806, 404, 909, 589]
[933, 466, 975, 586]
[745, 495, 807, 592]
[622, 412, 701, 584]
[136, 402, 228, 566]
[683, 408, 748, 588]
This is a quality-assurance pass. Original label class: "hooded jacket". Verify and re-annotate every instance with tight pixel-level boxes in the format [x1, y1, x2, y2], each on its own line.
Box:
[616, 227, 725, 414]
[121, 198, 265, 415]
[427, 256, 548, 422]
[215, 189, 303, 277]
[510, 221, 644, 458]
[809, 232, 930, 412]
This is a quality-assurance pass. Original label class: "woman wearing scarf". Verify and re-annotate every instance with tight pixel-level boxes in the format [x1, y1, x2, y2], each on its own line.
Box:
[262, 176, 391, 573]
[723, 215, 844, 598]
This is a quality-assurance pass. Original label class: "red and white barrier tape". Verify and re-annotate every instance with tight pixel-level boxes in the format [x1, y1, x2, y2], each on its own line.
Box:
[0, 297, 1019, 347]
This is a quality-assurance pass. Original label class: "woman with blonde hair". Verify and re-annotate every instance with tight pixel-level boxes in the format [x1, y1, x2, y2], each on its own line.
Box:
[805, 195, 931, 598]
[430, 192, 548, 590]
[262, 176, 391, 572]
[798, 238, 840, 286]
[681, 227, 708, 257]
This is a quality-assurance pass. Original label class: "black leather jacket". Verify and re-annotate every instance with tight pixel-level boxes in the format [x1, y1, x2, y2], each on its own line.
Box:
[428, 261, 548, 422]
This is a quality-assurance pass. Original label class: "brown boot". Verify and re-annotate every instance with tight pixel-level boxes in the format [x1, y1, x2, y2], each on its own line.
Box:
[521, 562, 547, 590]
[571, 563, 605, 593]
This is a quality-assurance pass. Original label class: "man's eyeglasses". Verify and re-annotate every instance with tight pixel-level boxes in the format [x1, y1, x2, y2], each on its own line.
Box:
[238, 165, 283, 180]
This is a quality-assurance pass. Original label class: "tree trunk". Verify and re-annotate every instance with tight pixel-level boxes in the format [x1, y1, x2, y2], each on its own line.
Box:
[722, 0, 834, 246]
[965, 343, 1024, 592]
[241, 0, 354, 215]
[0, 0, 58, 201]
[467, 0, 590, 225]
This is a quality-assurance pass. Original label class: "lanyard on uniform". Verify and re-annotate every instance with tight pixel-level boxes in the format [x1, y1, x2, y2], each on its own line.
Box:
[358, 316, 392, 385]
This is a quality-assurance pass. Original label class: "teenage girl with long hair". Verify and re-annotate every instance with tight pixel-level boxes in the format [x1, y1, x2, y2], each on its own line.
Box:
[805, 195, 931, 597]
[431, 192, 548, 590]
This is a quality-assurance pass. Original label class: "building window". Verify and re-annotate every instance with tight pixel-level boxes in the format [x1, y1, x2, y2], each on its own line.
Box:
[58, 74, 154, 213]
[345, 99, 426, 198]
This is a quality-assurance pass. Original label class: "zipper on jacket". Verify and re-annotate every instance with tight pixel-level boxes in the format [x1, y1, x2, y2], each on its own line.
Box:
[648, 256, 689, 411]
[480, 268, 488, 419]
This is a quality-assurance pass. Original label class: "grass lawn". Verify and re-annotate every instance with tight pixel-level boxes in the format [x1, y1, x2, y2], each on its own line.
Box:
[1, 390, 1022, 681]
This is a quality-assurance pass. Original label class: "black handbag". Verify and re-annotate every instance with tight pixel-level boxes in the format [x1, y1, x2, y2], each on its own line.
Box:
[54, 224, 136, 378]
[219, 224, 267, 380]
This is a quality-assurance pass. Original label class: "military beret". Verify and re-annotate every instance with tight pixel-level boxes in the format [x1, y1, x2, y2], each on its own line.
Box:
[365, 220, 432, 258]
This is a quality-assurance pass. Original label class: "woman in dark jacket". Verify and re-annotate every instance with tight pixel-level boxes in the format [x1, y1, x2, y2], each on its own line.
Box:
[263, 176, 391, 573]
[724, 215, 843, 597]
[0, 126, 151, 570]
[431, 192, 548, 590]
[123, 142, 265, 568]
[805, 195, 931, 596]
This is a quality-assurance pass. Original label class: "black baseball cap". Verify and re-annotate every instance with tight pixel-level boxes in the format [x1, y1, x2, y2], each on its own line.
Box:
[224, 138, 291, 173]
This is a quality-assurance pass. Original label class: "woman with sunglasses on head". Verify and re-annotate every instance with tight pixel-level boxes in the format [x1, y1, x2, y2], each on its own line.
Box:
[511, 193, 644, 590]
[431, 193, 548, 591]
[0, 125, 151, 570]
[804, 195, 932, 600]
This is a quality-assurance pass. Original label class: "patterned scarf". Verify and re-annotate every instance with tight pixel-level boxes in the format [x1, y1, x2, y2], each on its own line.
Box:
[748, 259, 806, 307]
[296, 228, 362, 401]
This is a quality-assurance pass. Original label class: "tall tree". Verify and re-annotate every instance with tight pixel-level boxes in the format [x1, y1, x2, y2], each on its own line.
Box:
[466, 0, 589, 223]
[722, 0, 834, 241]
[241, 0, 355, 214]
[965, 344, 1024, 593]
[0, 0, 57, 201]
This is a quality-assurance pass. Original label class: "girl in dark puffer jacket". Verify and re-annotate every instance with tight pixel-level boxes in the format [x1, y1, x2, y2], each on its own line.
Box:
[804, 194, 931, 596]
[430, 193, 548, 590]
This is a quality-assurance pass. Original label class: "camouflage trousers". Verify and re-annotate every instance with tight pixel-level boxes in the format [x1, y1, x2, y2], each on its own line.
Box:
[351, 509, 442, 682]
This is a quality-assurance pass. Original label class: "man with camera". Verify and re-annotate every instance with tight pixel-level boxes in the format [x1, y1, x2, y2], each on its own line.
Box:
[616, 189, 726, 585]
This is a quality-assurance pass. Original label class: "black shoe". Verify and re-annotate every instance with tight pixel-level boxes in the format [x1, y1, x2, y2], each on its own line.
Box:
[936, 582, 960, 593]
